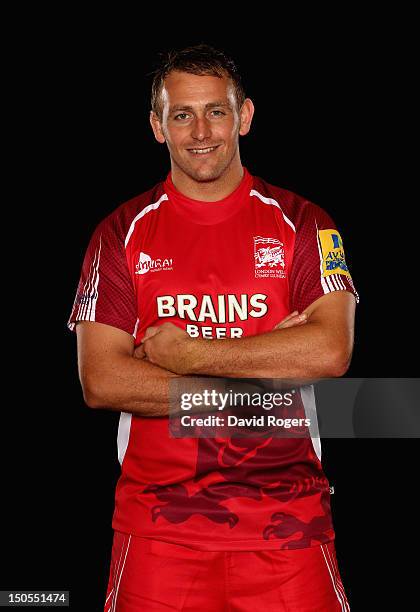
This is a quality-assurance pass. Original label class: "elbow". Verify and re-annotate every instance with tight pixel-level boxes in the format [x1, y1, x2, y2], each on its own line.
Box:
[325, 347, 353, 378]
[80, 373, 108, 409]
[83, 387, 103, 409]
[82, 384, 103, 409]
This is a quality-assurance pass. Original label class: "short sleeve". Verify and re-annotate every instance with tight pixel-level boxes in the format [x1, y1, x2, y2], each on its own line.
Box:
[67, 217, 137, 335]
[289, 202, 359, 313]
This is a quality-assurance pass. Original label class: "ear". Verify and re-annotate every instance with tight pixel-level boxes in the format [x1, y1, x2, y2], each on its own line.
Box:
[239, 98, 255, 136]
[149, 110, 166, 144]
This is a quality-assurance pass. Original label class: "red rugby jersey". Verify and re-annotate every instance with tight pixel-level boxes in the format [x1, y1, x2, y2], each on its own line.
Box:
[68, 167, 359, 551]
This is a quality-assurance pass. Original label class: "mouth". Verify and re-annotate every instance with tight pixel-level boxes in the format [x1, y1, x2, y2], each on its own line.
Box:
[187, 145, 220, 156]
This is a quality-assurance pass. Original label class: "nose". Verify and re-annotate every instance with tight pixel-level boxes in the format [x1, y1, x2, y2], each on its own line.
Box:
[190, 115, 212, 141]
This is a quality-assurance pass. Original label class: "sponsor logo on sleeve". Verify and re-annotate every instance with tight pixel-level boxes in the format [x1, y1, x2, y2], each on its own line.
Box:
[318, 229, 350, 277]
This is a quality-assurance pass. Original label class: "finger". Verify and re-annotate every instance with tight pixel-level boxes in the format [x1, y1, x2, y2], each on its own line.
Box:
[134, 344, 146, 359]
[274, 313, 307, 329]
[142, 326, 160, 342]
[274, 313, 301, 329]
[278, 310, 299, 325]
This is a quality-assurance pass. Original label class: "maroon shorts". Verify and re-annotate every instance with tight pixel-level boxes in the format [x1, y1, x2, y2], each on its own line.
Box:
[104, 531, 350, 611]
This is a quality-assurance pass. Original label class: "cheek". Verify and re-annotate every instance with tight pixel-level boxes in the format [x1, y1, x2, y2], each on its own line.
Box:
[173, 133, 193, 153]
[223, 118, 240, 143]
[162, 125, 184, 147]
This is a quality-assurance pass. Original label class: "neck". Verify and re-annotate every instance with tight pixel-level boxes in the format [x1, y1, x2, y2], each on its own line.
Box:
[170, 156, 244, 202]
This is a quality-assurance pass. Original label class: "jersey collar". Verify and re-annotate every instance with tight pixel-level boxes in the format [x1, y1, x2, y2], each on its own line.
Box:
[163, 167, 253, 225]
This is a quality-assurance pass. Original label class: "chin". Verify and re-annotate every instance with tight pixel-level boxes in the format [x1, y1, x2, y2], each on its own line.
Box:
[189, 161, 228, 183]
[192, 169, 221, 182]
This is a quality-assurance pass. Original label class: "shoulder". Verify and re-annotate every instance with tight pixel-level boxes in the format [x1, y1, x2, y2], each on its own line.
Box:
[95, 180, 167, 243]
[251, 174, 333, 230]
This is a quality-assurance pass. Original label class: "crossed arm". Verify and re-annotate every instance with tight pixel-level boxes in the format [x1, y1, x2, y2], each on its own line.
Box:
[76, 290, 355, 416]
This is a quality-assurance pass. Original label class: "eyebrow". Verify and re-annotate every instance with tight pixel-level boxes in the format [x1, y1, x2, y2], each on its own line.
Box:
[169, 101, 232, 114]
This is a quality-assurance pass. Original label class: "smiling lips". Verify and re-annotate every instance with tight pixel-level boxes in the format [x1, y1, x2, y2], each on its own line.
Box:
[187, 145, 220, 155]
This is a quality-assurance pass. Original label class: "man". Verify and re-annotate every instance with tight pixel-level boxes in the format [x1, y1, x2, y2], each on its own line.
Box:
[68, 44, 358, 611]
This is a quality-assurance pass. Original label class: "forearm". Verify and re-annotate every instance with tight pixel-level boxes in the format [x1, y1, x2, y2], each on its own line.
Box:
[81, 353, 227, 417]
[183, 321, 352, 379]
[81, 353, 178, 416]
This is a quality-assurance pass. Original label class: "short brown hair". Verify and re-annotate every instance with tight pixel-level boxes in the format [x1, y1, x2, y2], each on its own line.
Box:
[150, 44, 246, 120]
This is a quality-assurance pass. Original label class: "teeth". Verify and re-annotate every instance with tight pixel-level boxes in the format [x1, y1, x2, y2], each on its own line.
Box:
[190, 146, 217, 154]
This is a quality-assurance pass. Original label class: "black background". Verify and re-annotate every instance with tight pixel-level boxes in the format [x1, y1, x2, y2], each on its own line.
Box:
[2, 15, 417, 611]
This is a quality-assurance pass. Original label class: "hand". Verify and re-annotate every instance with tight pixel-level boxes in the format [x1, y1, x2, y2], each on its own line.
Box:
[133, 326, 160, 360]
[137, 322, 192, 374]
[273, 310, 307, 330]
[133, 311, 307, 360]
[133, 343, 146, 359]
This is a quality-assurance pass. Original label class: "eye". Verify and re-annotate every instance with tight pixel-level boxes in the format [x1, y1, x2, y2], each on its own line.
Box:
[174, 113, 189, 120]
[211, 110, 225, 117]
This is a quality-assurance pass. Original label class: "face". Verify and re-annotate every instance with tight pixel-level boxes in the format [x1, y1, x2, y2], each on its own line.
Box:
[150, 71, 254, 183]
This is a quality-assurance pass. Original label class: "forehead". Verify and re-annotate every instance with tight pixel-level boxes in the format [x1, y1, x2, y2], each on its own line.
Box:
[161, 71, 234, 108]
